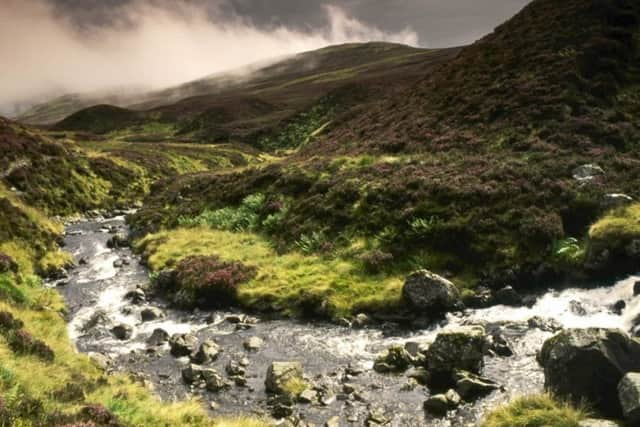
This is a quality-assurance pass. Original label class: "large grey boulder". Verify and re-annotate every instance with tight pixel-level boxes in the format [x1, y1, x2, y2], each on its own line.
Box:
[539, 328, 640, 417]
[265, 361, 304, 395]
[618, 372, 640, 424]
[402, 270, 461, 315]
[426, 326, 486, 383]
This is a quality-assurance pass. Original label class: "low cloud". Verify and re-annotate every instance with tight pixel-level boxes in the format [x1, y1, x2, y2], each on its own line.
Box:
[0, 0, 418, 116]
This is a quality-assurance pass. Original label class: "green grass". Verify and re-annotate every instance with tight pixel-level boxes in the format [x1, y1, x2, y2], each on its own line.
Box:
[482, 394, 588, 427]
[589, 203, 640, 246]
[137, 227, 404, 319]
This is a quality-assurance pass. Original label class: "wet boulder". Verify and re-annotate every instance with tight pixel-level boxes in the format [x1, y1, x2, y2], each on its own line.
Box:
[140, 307, 164, 322]
[243, 336, 264, 352]
[106, 233, 130, 249]
[111, 324, 133, 340]
[539, 328, 640, 417]
[461, 286, 493, 309]
[169, 333, 198, 357]
[527, 316, 562, 333]
[265, 361, 304, 395]
[569, 300, 587, 316]
[618, 372, 640, 424]
[190, 339, 221, 364]
[202, 369, 231, 392]
[424, 389, 460, 416]
[402, 270, 461, 315]
[373, 345, 414, 373]
[494, 286, 522, 306]
[146, 328, 169, 346]
[124, 288, 146, 305]
[453, 370, 500, 400]
[181, 363, 204, 384]
[612, 300, 626, 315]
[426, 326, 486, 383]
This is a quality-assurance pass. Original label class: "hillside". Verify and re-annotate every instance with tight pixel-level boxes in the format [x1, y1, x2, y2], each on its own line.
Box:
[22, 43, 458, 141]
[131, 0, 640, 305]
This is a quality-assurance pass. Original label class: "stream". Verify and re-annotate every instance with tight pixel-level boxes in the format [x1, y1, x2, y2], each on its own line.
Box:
[54, 215, 640, 426]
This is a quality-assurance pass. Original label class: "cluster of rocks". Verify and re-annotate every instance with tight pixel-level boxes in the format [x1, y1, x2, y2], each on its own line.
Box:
[373, 325, 504, 417]
[539, 327, 640, 425]
[403, 270, 536, 316]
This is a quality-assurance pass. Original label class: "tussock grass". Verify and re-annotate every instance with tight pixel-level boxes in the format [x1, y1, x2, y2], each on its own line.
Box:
[482, 394, 588, 427]
[138, 227, 404, 318]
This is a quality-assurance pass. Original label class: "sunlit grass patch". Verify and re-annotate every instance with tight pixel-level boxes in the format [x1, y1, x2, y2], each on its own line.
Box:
[589, 203, 640, 246]
[482, 394, 588, 427]
[138, 227, 404, 319]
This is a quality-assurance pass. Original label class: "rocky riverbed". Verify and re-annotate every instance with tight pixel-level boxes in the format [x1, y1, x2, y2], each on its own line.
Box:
[53, 215, 640, 426]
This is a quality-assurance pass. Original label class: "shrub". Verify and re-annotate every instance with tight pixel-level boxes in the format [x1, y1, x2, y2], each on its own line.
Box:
[7, 329, 55, 361]
[178, 193, 266, 232]
[0, 311, 24, 331]
[482, 394, 587, 427]
[79, 404, 122, 426]
[295, 232, 330, 255]
[0, 253, 18, 274]
[551, 238, 586, 267]
[173, 255, 257, 308]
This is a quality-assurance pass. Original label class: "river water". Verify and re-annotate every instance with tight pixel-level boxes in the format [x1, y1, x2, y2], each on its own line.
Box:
[55, 215, 640, 426]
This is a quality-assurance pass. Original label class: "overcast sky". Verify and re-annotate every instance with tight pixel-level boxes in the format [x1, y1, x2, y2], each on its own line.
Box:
[1, 0, 531, 115]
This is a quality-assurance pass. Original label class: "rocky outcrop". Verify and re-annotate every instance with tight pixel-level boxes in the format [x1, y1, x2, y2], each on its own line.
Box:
[618, 372, 640, 424]
[402, 270, 461, 315]
[539, 328, 640, 417]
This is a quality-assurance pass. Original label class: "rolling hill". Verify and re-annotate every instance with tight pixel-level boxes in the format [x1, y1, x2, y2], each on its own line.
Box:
[23, 43, 459, 143]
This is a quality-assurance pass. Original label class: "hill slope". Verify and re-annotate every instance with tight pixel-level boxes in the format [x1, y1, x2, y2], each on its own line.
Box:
[21, 43, 457, 136]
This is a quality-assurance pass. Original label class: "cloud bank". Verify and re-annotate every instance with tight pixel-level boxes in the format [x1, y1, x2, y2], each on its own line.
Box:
[0, 0, 418, 116]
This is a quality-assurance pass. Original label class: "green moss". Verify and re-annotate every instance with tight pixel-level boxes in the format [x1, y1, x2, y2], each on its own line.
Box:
[482, 394, 588, 427]
[589, 203, 640, 247]
[137, 227, 404, 319]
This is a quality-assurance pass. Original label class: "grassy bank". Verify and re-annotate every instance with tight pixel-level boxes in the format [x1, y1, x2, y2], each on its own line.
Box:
[0, 253, 270, 426]
[137, 227, 404, 319]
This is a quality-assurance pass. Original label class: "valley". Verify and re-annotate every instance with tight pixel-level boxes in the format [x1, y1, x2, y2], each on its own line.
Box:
[1, 0, 640, 426]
